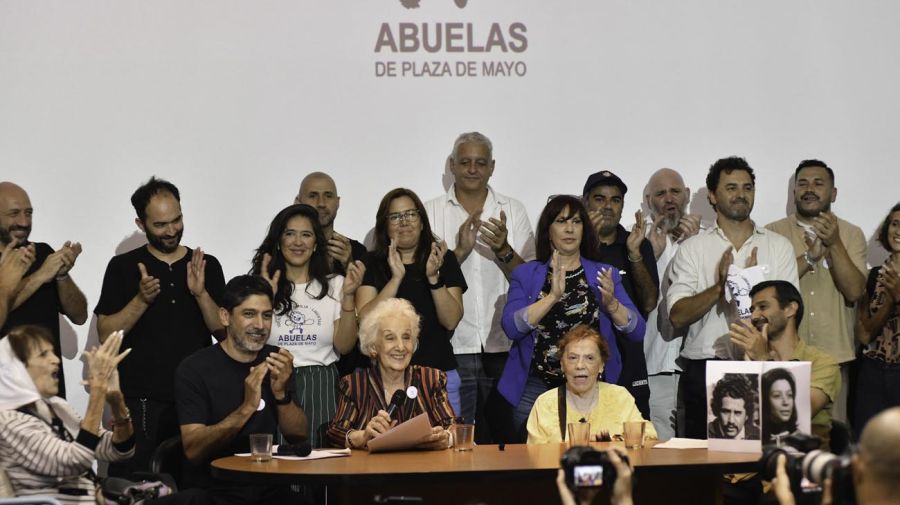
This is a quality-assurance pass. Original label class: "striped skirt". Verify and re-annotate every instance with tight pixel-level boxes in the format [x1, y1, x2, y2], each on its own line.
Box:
[294, 363, 339, 448]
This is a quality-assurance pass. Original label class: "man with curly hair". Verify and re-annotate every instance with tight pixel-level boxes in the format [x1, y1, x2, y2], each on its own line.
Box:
[708, 373, 759, 440]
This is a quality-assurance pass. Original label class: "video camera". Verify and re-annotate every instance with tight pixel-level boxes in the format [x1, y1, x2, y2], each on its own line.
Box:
[560, 446, 629, 493]
[759, 433, 855, 505]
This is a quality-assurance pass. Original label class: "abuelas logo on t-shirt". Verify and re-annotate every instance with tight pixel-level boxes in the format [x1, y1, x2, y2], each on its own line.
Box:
[276, 305, 323, 346]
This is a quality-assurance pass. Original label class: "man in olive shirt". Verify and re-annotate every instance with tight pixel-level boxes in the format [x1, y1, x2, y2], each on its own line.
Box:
[730, 280, 840, 447]
[766, 160, 866, 423]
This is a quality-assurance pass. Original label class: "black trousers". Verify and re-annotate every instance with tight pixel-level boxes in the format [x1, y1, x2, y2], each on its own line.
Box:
[108, 398, 180, 478]
[680, 358, 712, 440]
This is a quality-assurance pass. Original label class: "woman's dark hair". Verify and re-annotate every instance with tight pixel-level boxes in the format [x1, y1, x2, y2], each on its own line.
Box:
[761, 368, 799, 442]
[535, 195, 599, 262]
[6, 325, 54, 364]
[876, 203, 900, 252]
[372, 188, 435, 271]
[250, 204, 332, 316]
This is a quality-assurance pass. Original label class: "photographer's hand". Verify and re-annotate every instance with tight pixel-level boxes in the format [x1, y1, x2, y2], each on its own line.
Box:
[607, 447, 634, 505]
[772, 454, 797, 505]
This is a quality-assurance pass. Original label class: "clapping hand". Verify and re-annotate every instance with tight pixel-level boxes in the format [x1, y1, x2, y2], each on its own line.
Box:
[342, 260, 366, 296]
[425, 241, 447, 283]
[547, 250, 565, 302]
[327, 232, 352, 269]
[597, 267, 621, 314]
[84, 330, 131, 391]
[626, 210, 646, 257]
[729, 319, 770, 361]
[260, 253, 282, 296]
[387, 239, 406, 281]
[187, 247, 207, 297]
[137, 262, 160, 304]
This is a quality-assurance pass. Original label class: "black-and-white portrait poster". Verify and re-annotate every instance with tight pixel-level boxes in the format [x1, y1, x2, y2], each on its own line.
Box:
[706, 361, 811, 453]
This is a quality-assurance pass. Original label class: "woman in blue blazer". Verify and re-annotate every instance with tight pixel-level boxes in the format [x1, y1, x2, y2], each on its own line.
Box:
[498, 195, 645, 441]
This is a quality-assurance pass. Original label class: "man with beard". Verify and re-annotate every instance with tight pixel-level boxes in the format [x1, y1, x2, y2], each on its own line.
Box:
[667, 157, 798, 439]
[0, 182, 87, 398]
[641, 168, 702, 438]
[176, 275, 308, 503]
[294, 172, 368, 275]
[766, 160, 865, 424]
[95, 177, 226, 476]
[582, 170, 657, 419]
[708, 374, 759, 440]
[294, 171, 370, 375]
[730, 280, 840, 448]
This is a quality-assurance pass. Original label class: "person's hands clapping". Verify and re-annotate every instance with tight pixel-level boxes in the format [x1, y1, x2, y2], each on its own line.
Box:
[597, 267, 621, 314]
[137, 262, 160, 305]
[84, 330, 131, 391]
[425, 241, 447, 284]
[241, 362, 269, 414]
[265, 348, 294, 398]
[260, 253, 282, 296]
[387, 239, 406, 281]
[547, 250, 565, 303]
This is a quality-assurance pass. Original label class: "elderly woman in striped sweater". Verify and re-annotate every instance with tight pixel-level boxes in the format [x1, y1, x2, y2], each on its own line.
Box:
[0, 325, 133, 504]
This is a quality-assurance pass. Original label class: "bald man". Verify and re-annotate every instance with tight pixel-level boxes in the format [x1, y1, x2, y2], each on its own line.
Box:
[853, 407, 900, 504]
[641, 169, 702, 438]
[294, 172, 368, 275]
[294, 172, 370, 376]
[0, 182, 88, 398]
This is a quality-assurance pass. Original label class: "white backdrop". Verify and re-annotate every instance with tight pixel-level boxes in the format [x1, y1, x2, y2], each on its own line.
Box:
[2, 0, 898, 413]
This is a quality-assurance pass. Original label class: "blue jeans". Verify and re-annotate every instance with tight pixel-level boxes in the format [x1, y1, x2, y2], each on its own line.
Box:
[511, 376, 551, 443]
[445, 368, 461, 418]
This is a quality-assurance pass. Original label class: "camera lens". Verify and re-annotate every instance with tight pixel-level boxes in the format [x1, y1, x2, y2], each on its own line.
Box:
[802, 450, 838, 484]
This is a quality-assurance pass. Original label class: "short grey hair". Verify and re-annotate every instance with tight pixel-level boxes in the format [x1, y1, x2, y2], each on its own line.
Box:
[450, 132, 493, 160]
[358, 298, 421, 357]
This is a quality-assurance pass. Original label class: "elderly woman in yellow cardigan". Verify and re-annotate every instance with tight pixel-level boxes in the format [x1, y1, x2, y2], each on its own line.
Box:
[527, 325, 657, 443]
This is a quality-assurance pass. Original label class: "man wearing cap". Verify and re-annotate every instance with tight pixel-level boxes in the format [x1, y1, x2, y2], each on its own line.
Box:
[583, 170, 657, 419]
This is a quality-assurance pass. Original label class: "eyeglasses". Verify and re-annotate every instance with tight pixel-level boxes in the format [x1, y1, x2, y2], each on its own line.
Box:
[387, 209, 420, 224]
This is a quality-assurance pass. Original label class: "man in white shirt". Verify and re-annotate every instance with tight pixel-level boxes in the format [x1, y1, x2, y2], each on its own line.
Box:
[424, 132, 535, 443]
[667, 156, 798, 439]
[642, 168, 702, 439]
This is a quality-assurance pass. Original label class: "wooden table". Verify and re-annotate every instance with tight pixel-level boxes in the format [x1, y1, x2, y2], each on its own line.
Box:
[212, 442, 760, 504]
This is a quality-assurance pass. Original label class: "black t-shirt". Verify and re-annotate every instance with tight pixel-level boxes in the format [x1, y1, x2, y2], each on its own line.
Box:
[362, 249, 467, 371]
[1, 242, 66, 397]
[93, 246, 226, 401]
[335, 238, 372, 375]
[174, 344, 284, 487]
[596, 225, 658, 419]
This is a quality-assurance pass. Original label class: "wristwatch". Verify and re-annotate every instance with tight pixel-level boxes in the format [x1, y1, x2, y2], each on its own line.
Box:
[274, 393, 293, 405]
[803, 251, 817, 271]
[427, 276, 445, 290]
[496, 247, 515, 264]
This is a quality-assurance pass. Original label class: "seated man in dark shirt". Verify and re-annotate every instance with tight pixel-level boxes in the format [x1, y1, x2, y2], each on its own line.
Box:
[175, 275, 308, 505]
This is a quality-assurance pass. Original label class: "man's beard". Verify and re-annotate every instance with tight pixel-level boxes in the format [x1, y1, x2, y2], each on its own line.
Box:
[795, 193, 831, 219]
[0, 224, 31, 245]
[146, 228, 183, 254]
[718, 199, 752, 222]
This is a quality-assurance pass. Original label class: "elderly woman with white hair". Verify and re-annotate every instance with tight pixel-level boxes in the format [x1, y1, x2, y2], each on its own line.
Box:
[326, 298, 456, 450]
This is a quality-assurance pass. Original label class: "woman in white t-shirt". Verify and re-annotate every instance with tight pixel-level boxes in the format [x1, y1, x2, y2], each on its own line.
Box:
[251, 204, 365, 447]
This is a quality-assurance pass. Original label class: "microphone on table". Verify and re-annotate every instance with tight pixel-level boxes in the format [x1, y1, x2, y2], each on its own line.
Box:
[275, 440, 312, 457]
